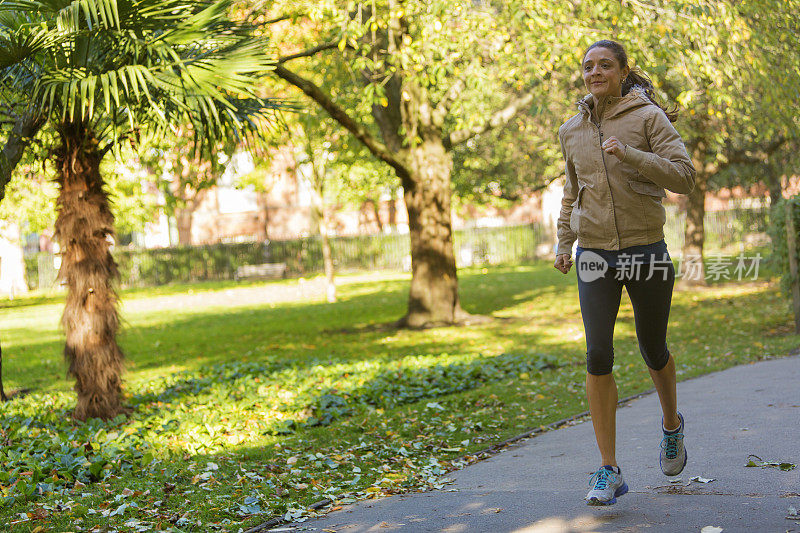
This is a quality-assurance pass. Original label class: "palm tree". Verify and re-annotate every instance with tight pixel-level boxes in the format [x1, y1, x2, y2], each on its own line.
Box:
[0, 0, 289, 420]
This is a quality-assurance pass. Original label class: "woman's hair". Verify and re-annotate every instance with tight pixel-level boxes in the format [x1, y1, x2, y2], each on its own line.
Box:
[583, 39, 679, 122]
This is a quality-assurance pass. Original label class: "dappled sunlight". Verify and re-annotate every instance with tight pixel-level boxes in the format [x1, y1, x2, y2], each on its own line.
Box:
[513, 513, 615, 532]
[1, 265, 795, 531]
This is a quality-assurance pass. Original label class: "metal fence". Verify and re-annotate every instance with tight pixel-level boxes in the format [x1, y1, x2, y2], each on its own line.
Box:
[663, 204, 771, 253]
[23, 205, 770, 291]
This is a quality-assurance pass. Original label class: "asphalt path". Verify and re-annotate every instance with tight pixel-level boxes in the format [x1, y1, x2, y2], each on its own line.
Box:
[268, 355, 800, 533]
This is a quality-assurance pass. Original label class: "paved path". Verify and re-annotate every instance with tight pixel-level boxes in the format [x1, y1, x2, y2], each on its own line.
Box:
[271, 356, 800, 533]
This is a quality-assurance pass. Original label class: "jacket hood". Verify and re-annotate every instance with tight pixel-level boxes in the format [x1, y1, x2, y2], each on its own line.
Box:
[577, 85, 652, 121]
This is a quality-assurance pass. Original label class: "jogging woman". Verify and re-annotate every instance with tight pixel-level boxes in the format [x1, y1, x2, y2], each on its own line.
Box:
[552, 39, 696, 505]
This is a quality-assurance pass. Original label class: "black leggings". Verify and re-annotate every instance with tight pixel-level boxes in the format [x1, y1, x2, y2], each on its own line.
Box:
[577, 261, 675, 375]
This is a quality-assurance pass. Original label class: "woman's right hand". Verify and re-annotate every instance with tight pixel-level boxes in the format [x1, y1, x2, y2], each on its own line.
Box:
[554, 253, 573, 274]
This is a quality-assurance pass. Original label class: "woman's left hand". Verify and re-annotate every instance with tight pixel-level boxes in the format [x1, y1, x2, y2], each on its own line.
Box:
[602, 136, 627, 161]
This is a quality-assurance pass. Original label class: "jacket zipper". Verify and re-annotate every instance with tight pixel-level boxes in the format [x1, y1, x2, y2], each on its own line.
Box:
[594, 118, 621, 248]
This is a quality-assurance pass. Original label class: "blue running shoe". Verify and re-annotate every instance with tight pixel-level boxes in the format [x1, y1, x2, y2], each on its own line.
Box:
[586, 465, 628, 505]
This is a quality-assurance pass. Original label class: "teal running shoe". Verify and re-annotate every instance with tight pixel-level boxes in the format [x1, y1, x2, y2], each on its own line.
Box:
[660, 411, 687, 476]
[586, 465, 628, 505]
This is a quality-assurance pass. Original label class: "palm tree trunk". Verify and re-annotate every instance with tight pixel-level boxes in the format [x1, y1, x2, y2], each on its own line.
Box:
[54, 122, 125, 421]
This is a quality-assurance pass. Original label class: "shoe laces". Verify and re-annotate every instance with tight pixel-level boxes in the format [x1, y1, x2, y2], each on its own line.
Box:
[661, 432, 684, 459]
[588, 468, 616, 490]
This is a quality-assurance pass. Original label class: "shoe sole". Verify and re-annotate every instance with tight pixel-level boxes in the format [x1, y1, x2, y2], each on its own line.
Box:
[586, 482, 629, 506]
[661, 448, 688, 476]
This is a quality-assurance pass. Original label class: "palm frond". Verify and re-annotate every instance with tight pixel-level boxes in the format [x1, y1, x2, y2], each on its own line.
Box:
[0, 0, 297, 156]
[0, 0, 120, 30]
[0, 19, 54, 69]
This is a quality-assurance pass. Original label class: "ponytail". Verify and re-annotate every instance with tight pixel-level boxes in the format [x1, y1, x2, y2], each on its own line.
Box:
[622, 67, 679, 122]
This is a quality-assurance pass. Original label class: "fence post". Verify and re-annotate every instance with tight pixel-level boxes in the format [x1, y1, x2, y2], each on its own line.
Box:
[784, 201, 800, 334]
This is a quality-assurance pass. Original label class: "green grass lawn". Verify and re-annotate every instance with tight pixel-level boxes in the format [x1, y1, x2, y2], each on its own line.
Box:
[0, 258, 797, 532]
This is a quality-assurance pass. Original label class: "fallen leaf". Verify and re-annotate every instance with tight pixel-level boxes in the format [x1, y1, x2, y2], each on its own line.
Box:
[700, 527, 723, 533]
[746, 455, 796, 471]
[788, 506, 800, 521]
[29, 509, 48, 520]
[690, 476, 715, 484]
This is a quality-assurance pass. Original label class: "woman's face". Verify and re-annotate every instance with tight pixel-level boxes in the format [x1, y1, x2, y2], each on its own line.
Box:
[582, 47, 629, 98]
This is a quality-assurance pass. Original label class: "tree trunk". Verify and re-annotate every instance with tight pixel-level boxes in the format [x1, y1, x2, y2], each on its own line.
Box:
[54, 122, 125, 421]
[397, 138, 471, 328]
[681, 166, 708, 287]
[370, 199, 384, 233]
[1, 111, 44, 202]
[0, 340, 7, 402]
[175, 208, 194, 245]
[320, 208, 336, 303]
[764, 161, 783, 208]
[388, 193, 397, 231]
[257, 191, 269, 240]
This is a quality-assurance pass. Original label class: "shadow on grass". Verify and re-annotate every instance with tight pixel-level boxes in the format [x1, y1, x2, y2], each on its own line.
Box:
[0, 263, 794, 529]
[4, 262, 791, 404]
[2, 264, 558, 392]
[0, 293, 66, 310]
[123, 349, 568, 432]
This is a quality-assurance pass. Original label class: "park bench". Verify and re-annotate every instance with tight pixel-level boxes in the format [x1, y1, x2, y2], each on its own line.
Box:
[234, 262, 287, 281]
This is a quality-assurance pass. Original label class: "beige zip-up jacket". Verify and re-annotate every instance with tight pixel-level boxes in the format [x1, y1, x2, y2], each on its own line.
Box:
[556, 87, 696, 256]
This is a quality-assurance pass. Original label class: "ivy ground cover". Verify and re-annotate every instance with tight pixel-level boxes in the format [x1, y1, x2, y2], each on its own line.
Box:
[0, 261, 796, 532]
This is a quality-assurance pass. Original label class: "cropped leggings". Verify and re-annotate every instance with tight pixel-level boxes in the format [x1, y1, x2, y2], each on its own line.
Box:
[577, 261, 676, 375]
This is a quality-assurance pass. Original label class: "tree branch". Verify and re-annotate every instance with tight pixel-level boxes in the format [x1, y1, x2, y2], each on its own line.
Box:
[432, 78, 466, 128]
[243, 5, 303, 25]
[273, 64, 405, 171]
[725, 136, 787, 166]
[1, 111, 44, 202]
[444, 90, 535, 150]
[278, 40, 352, 63]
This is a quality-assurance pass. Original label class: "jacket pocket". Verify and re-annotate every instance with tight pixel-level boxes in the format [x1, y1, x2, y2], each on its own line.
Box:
[628, 179, 667, 198]
[569, 183, 589, 234]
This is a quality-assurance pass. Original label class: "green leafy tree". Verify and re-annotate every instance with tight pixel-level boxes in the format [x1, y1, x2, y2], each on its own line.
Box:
[292, 118, 342, 302]
[262, 0, 571, 327]
[604, 0, 800, 284]
[475, 0, 800, 285]
[0, 162, 57, 234]
[0, 0, 286, 419]
[0, 147, 161, 242]
[138, 126, 236, 246]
